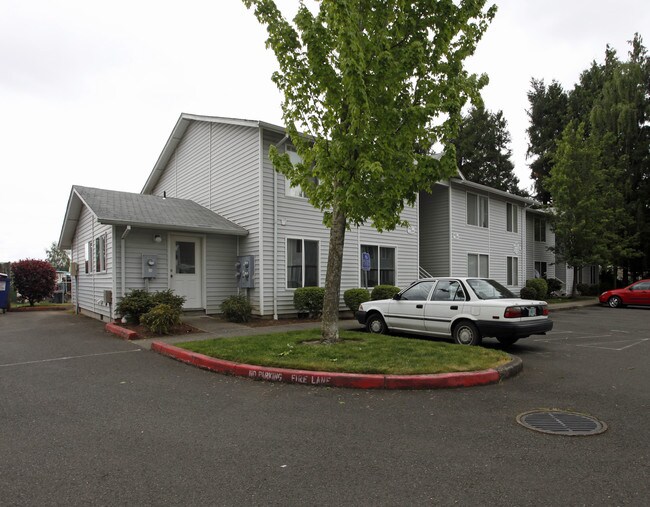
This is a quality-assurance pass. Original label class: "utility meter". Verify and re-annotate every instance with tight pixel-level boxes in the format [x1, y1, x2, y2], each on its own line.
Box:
[142, 254, 158, 279]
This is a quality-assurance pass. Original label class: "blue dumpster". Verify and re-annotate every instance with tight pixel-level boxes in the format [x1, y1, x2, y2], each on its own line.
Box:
[0, 273, 9, 313]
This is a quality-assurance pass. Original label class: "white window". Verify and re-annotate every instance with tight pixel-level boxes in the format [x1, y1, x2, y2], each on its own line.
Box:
[85, 241, 92, 274]
[534, 217, 546, 242]
[468, 253, 489, 277]
[360, 245, 396, 287]
[284, 146, 307, 198]
[507, 256, 519, 286]
[95, 234, 106, 272]
[287, 238, 319, 288]
[534, 261, 547, 279]
[467, 193, 489, 228]
[506, 203, 518, 233]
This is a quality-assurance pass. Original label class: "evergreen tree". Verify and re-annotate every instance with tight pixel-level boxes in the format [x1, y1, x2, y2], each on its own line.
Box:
[526, 79, 569, 204]
[452, 105, 524, 195]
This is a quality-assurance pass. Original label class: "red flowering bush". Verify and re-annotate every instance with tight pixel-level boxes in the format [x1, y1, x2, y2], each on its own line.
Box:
[12, 259, 57, 306]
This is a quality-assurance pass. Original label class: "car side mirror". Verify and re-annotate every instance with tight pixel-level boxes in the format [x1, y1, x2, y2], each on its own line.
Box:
[393, 293, 402, 300]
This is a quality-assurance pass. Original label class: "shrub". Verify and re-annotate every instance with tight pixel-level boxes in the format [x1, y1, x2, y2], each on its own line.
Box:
[116, 289, 155, 323]
[140, 304, 181, 335]
[370, 285, 401, 300]
[525, 278, 548, 300]
[294, 287, 325, 318]
[546, 278, 563, 294]
[343, 288, 370, 312]
[220, 295, 252, 323]
[577, 283, 599, 296]
[519, 286, 537, 300]
[11, 259, 57, 306]
[151, 289, 186, 312]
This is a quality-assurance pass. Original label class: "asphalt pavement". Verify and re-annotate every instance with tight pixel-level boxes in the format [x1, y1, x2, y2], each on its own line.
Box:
[1, 306, 649, 505]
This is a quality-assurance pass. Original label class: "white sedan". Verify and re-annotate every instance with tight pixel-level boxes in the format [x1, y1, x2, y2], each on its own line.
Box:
[356, 277, 553, 346]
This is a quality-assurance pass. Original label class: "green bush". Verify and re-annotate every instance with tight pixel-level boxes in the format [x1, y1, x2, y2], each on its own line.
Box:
[116, 289, 186, 323]
[343, 288, 370, 312]
[220, 295, 252, 323]
[577, 283, 600, 296]
[371, 285, 401, 301]
[525, 278, 548, 300]
[546, 278, 563, 294]
[140, 304, 181, 335]
[519, 286, 537, 300]
[294, 287, 326, 318]
[151, 289, 186, 312]
[116, 289, 155, 323]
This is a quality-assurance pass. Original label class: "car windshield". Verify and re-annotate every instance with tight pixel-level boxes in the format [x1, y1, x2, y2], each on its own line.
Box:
[467, 279, 515, 300]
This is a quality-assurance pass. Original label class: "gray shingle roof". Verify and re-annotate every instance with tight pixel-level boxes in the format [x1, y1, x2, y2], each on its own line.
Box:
[59, 186, 247, 248]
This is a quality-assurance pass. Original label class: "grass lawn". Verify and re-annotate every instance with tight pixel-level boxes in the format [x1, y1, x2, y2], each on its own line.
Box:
[177, 329, 511, 375]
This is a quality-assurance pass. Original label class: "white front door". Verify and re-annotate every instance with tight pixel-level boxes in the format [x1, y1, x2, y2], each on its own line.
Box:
[170, 235, 202, 309]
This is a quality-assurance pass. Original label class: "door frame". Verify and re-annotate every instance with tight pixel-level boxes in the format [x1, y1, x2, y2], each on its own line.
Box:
[168, 233, 205, 310]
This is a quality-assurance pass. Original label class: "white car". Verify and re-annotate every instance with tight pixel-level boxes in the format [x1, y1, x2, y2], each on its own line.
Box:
[356, 277, 553, 346]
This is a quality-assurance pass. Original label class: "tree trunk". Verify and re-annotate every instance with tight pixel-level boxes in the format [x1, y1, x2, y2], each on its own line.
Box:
[321, 204, 347, 344]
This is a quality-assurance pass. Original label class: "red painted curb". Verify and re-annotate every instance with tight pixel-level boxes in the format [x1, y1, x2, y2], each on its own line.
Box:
[105, 323, 138, 340]
[151, 341, 506, 390]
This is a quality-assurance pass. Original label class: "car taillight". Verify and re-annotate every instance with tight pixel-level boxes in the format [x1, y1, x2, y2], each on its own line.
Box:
[504, 306, 522, 318]
[542, 306, 549, 316]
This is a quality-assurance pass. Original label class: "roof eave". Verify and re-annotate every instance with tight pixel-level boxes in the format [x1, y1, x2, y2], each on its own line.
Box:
[96, 218, 249, 237]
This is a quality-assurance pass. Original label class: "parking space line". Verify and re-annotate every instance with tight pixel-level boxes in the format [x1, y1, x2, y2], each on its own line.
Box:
[534, 334, 613, 342]
[576, 338, 649, 351]
[0, 349, 141, 368]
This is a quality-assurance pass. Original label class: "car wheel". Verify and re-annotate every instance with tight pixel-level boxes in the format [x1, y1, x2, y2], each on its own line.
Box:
[453, 321, 481, 346]
[608, 296, 624, 308]
[497, 336, 520, 347]
[366, 313, 387, 334]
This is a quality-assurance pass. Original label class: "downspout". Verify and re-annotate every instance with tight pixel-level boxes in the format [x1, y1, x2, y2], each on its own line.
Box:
[273, 134, 289, 320]
[448, 183, 453, 276]
[121, 225, 131, 298]
[258, 128, 265, 316]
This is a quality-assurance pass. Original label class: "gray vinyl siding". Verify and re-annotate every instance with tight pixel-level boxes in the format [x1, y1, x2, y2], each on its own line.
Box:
[448, 183, 526, 290]
[526, 212, 556, 281]
[205, 234, 239, 313]
[419, 184, 450, 276]
[449, 184, 491, 277]
[114, 227, 170, 299]
[71, 206, 113, 320]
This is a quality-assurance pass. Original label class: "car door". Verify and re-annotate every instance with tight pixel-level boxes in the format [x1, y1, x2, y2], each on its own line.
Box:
[628, 281, 650, 305]
[385, 281, 435, 333]
[424, 280, 467, 336]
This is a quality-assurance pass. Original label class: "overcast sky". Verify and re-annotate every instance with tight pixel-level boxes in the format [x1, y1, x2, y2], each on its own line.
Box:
[1, 0, 647, 262]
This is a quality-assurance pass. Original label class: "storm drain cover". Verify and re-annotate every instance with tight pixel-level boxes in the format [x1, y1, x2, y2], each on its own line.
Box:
[517, 410, 608, 436]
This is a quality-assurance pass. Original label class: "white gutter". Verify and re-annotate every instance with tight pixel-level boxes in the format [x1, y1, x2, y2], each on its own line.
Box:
[121, 225, 131, 297]
[258, 128, 265, 316]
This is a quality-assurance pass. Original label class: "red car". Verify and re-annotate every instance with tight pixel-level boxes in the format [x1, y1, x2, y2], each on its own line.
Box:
[599, 279, 650, 308]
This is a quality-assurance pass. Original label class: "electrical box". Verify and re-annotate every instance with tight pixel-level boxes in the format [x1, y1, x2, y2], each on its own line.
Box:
[142, 254, 158, 279]
[69, 262, 79, 276]
[103, 290, 113, 304]
[235, 255, 255, 288]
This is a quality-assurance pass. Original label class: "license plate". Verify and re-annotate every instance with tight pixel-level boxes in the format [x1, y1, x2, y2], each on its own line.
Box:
[527, 307, 537, 317]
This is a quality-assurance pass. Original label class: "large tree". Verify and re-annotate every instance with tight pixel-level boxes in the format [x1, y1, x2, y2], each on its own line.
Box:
[525, 79, 569, 204]
[451, 105, 524, 195]
[243, 0, 496, 342]
[45, 241, 71, 272]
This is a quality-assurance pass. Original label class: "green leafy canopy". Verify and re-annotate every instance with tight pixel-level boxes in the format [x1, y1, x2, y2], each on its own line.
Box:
[243, 0, 496, 231]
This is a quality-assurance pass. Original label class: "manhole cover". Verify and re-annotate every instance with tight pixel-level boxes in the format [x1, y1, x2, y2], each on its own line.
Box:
[516, 410, 608, 436]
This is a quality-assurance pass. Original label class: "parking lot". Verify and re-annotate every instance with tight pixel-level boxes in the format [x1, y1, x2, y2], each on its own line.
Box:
[1, 306, 649, 505]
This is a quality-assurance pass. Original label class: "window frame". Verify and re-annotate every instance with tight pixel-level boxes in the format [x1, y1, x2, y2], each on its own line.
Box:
[534, 217, 547, 242]
[359, 244, 397, 288]
[534, 261, 548, 279]
[506, 202, 518, 233]
[94, 234, 107, 273]
[468, 253, 489, 277]
[85, 241, 92, 274]
[286, 237, 320, 289]
[507, 256, 519, 286]
[467, 192, 489, 228]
